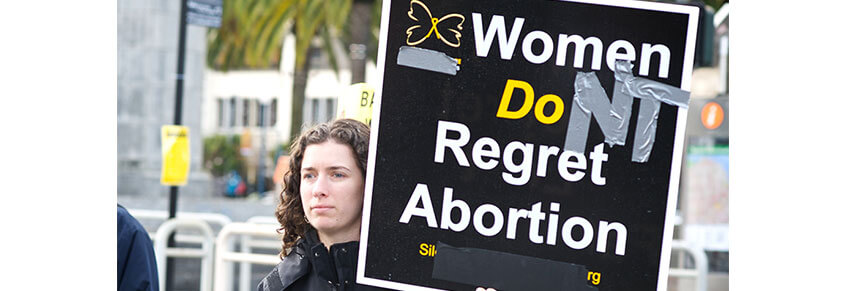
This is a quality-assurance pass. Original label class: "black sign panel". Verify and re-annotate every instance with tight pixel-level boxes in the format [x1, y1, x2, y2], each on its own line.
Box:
[358, 1, 698, 290]
[186, 0, 222, 28]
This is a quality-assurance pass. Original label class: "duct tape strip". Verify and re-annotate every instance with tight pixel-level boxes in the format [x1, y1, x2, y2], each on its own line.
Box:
[564, 60, 690, 163]
[397, 46, 460, 75]
[565, 71, 631, 152]
[431, 242, 597, 291]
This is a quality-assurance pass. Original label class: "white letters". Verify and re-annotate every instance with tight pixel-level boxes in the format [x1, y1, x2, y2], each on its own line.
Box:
[522, 30, 555, 64]
[589, 143, 608, 186]
[558, 150, 586, 182]
[606, 40, 636, 72]
[556, 34, 603, 70]
[471, 13, 672, 78]
[440, 187, 470, 232]
[434, 120, 470, 166]
[506, 207, 529, 239]
[597, 221, 628, 255]
[502, 141, 534, 186]
[536, 145, 560, 178]
[562, 216, 594, 250]
[527, 202, 546, 244]
[546, 202, 560, 245]
[399, 185, 628, 256]
[434, 120, 608, 186]
[472, 137, 501, 170]
[473, 204, 505, 236]
[640, 43, 671, 78]
[472, 13, 524, 60]
[399, 184, 438, 227]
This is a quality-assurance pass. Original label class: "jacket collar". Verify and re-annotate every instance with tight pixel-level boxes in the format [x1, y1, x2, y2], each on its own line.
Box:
[275, 238, 310, 289]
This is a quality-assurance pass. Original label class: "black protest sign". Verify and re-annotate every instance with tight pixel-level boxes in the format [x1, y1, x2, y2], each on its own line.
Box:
[358, 0, 699, 290]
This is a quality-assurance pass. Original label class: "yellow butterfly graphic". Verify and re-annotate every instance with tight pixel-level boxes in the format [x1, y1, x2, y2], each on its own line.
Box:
[405, 0, 465, 48]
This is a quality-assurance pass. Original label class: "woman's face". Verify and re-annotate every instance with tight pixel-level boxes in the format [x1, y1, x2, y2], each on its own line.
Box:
[299, 139, 365, 241]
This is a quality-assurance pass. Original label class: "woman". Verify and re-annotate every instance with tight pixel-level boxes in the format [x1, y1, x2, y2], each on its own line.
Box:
[258, 119, 389, 291]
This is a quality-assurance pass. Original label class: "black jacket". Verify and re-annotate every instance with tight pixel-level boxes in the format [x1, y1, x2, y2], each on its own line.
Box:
[117, 204, 159, 291]
[257, 230, 392, 291]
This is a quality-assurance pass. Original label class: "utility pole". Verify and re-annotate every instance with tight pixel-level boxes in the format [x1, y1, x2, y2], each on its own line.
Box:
[166, 0, 189, 289]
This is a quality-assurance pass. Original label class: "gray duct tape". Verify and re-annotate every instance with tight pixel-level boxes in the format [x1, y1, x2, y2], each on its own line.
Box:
[397, 46, 460, 75]
[431, 242, 597, 291]
[565, 71, 630, 153]
[563, 60, 690, 163]
[633, 98, 661, 163]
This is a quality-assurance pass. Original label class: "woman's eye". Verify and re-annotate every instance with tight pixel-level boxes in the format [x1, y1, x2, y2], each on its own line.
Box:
[303, 173, 315, 179]
[332, 172, 346, 178]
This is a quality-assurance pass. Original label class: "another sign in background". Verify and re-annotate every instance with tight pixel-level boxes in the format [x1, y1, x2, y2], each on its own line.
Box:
[186, 0, 223, 28]
[682, 144, 729, 251]
[337, 82, 377, 126]
[359, 0, 698, 290]
[161, 125, 190, 186]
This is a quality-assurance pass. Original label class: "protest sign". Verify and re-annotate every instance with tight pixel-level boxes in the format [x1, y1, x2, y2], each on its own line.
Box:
[359, 0, 699, 290]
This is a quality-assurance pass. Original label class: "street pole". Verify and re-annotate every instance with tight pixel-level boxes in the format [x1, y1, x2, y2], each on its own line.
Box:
[166, 0, 189, 289]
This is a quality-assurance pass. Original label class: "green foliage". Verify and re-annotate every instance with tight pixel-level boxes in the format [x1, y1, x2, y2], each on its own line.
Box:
[202, 134, 244, 177]
[702, 0, 727, 10]
[205, 0, 381, 72]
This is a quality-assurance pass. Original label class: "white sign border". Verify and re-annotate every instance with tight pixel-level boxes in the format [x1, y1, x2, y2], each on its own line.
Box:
[357, 1, 700, 290]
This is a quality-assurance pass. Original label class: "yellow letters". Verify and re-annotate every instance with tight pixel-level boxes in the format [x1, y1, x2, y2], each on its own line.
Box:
[496, 79, 534, 119]
[534, 94, 564, 124]
[496, 79, 565, 124]
[587, 271, 601, 285]
[419, 243, 437, 256]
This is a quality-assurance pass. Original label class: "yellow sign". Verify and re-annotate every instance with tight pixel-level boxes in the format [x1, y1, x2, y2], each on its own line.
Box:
[336, 83, 376, 125]
[161, 125, 190, 185]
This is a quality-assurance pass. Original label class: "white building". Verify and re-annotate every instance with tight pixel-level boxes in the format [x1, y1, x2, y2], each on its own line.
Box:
[201, 34, 377, 192]
[117, 0, 211, 197]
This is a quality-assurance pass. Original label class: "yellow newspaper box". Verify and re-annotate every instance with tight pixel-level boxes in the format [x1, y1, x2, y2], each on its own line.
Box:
[161, 125, 190, 185]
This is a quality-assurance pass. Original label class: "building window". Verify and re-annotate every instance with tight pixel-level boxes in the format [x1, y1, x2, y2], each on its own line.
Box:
[303, 97, 338, 127]
[217, 98, 224, 128]
[229, 97, 237, 128]
[270, 98, 277, 127]
[242, 99, 251, 127]
[258, 102, 266, 127]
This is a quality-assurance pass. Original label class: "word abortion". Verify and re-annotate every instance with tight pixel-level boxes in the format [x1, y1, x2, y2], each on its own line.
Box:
[435, 120, 609, 186]
[399, 183, 628, 256]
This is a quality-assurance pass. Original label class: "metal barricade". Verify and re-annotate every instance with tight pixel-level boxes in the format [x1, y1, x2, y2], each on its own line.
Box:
[669, 240, 708, 291]
[154, 218, 216, 291]
[214, 222, 282, 291]
[128, 208, 233, 244]
[237, 216, 282, 291]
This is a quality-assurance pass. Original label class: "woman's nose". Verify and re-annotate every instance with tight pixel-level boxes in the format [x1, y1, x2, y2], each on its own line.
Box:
[311, 175, 329, 197]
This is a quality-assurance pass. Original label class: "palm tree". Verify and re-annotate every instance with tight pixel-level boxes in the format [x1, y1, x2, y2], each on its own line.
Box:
[206, 0, 380, 141]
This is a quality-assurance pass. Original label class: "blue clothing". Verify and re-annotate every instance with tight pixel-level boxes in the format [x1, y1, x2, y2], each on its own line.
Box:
[117, 205, 159, 291]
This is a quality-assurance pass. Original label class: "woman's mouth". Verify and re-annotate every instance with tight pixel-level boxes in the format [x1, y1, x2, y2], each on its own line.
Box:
[311, 205, 333, 214]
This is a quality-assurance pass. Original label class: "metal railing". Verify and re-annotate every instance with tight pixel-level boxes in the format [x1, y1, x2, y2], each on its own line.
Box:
[214, 222, 283, 291]
[154, 218, 216, 291]
[669, 240, 709, 291]
[128, 208, 233, 244]
[237, 216, 282, 291]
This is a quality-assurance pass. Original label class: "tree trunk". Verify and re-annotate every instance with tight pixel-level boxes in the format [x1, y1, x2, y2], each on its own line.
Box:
[348, 0, 373, 84]
[289, 47, 316, 142]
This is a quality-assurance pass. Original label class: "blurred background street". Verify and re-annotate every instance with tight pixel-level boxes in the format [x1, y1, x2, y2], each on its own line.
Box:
[116, 0, 729, 290]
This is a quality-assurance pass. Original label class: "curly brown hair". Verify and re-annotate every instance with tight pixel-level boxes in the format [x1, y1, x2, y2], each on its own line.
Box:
[276, 119, 370, 257]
